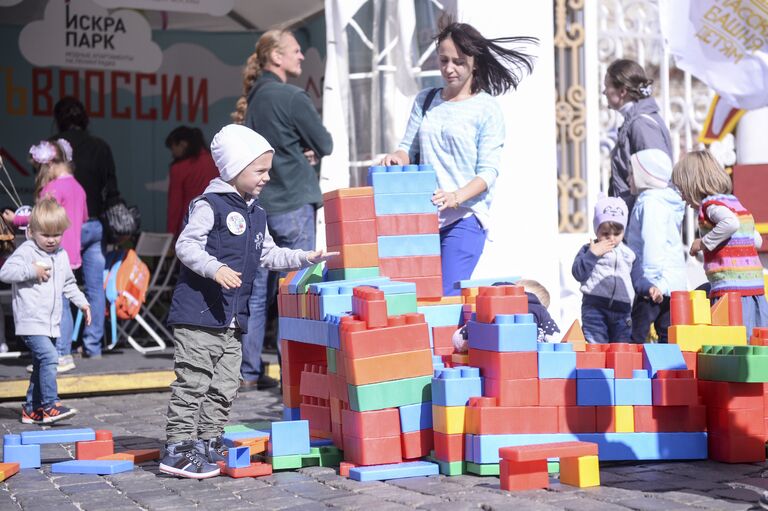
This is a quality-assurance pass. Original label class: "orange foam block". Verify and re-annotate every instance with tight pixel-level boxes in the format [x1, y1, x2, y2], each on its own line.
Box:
[0, 462, 20, 482]
[562, 320, 586, 351]
[468, 349, 538, 380]
[401, 429, 433, 460]
[343, 348, 433, 385]
[392, 276, 442, 298]
[325, 219, 377, 246]
[233, 437, 268, 454]
[379, 256, 442, 279]
[475, 286, 527, 323]
[323, 189, 375, 223]
[326, 243, 379, 269]
[499, 441, 598, 462]
[75, 430, 114, 460]
[500, 458, 549, 491]
[341, 408, 400, 439]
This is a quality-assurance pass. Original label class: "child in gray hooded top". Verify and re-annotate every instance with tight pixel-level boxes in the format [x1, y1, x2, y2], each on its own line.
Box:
[159, 124, 335, 480]
[572, 195, 658, 343]
[0, 198, 91, 424]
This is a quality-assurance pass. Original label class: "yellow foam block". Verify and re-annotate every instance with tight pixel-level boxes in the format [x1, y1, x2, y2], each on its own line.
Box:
[615, 405, 634, 433]
[560, 454, 600, 488]
[417, 296, 463, 305]
[689, 290, 712, 325]
[432, 405, 466, 435]
[669, 324, 747, 351]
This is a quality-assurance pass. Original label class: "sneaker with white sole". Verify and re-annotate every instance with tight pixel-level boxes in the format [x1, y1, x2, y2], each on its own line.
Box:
[39, 402, 77, 423]
[159, 441, 220, 479]
[26, 356, 77, 374]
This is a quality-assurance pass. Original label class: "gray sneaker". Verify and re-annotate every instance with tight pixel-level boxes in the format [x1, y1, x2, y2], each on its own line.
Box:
[201, 437, 228, 464]
[159, 441, 220, 479]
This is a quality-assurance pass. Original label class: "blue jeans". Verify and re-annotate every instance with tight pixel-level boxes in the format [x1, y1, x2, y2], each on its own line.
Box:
[582, 302, 633, 344]
[23, 335, 59, 409]
[241, 204, 315, 382]
[439, 215, 486, 296]
[56, 296, 73, 357]
[81, 220, 105, 356]
[631, 296, 671, 343]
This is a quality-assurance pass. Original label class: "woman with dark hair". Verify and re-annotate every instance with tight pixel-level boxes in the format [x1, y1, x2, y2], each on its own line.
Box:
[164, 126, 218, 236]
[382, 20, 537, 296]
[54, 96, 120, 358]
[604, 59, 673, 213]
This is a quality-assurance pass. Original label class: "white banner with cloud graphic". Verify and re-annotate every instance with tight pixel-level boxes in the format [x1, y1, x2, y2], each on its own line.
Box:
[19, 0, 162, 73]
[93, 0, 234, 16]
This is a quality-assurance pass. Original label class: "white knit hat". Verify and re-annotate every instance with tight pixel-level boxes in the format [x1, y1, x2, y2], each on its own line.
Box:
[210, 124, 274, 182]
[630, 148, 672, 191]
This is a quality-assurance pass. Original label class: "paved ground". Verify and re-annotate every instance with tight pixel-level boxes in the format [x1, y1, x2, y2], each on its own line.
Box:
[2, 388, 768, 511]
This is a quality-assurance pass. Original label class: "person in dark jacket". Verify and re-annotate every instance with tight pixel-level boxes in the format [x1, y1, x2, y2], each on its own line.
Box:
[53, 97, 120, 358]
[604, 59, 673, 214]
[232, 29, 333, 390]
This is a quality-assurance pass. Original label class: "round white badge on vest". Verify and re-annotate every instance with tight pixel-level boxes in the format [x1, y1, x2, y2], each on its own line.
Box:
[226, 212, 246, 235]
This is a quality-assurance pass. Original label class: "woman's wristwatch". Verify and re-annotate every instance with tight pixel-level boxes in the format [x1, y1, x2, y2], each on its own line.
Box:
[452, 191, 461, 209]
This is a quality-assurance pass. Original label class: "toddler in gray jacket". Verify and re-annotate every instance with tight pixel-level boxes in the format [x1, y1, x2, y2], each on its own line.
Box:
[572, 195, 657, 343]
[0, 198, 91, 424]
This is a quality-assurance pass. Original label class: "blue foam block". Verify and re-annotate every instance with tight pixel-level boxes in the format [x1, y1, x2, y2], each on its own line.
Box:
[228, 446, 251, 469]
[283, 407, 301, 421]
[642, 344, 686, 378]
[349, 461, 439, 481]
[471, 432, 707, 464]
[614, 376, 652, 405]
[375, 282, 418, 295]
[374, 192, 435, 214]
[399, 401, 433, 433]
[51, 459, 133, 474]
[466, 319, 538, 352]
[577, 377, 616, 405]
[537, 350, 577, 379]
[278, 317, 330, 347]
[310, 438, 334, 447]
[21, 428, 95, 445]
[269, 420, 310, 456]
[3, 435, 40, 468]
[377, 234, 441, 257]
[369, 169, 437, 194]
[431, 367, 483, 406]
[576, 368, 615, 379]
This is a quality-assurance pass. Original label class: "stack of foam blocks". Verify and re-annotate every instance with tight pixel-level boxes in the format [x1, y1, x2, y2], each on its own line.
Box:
[369, 164, 442, 298]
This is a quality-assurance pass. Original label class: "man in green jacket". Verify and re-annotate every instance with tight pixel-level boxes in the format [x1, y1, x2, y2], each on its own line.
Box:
[240, 29, 333, 390]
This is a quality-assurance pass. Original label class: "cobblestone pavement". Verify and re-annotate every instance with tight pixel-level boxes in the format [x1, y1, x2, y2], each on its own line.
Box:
[1, 388, 768, 510]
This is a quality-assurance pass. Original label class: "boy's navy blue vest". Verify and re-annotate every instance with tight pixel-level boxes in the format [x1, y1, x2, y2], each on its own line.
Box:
[168, 192, 266, 333]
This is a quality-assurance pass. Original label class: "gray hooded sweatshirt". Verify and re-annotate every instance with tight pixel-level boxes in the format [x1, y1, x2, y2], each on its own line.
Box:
[609, 97, 673, 213]
[175, 178, 314, 280]
[0, 240, 88, 337]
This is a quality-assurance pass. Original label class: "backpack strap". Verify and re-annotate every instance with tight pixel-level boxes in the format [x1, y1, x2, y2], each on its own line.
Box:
[421, 87, 440, 116]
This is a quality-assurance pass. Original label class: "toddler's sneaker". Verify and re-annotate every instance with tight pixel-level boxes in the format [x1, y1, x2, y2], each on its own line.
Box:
[159, 441, 220, 479]
[200, 437, 228, 464]
[40, 402, 77, 423]
[57, 355, 76, 373]
[20, 405, 43, 424]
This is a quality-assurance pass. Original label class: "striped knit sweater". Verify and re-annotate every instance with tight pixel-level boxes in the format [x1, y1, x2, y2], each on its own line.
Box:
[698, 194, 764, 298]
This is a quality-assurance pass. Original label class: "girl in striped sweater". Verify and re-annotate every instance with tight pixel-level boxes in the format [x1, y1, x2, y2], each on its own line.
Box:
[672, 150, 767, 338]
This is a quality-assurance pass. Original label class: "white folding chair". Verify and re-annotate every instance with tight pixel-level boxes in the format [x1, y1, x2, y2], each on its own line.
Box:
[117, 232, 177, 354]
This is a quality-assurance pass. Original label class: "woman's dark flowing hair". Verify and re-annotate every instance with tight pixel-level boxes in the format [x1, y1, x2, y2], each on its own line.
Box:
[435, 18, 538, 96]
[165, 126, 207, 161]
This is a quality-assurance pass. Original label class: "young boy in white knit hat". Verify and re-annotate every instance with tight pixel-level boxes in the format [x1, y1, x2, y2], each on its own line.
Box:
[625, 147, 687, 344]
[572, 194, 658, 343]
[159, 124, 335, 479]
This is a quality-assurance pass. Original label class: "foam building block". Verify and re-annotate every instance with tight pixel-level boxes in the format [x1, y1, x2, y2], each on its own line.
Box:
[368, 165, 437, 193]
[377, 234, 441, 257]
[51, 459, 133, 474]
[467, 315, 538, 352]
[538, 343, 577, 379]
[399, 402, 433, 433]
[348, 375, 432, 412]
[228, 446, 251, 469]
[560, 454, 600, 488]
[21, 428, 95, 445]
[432, 367, 483, 406]
[268, 421, 311, 457]
[642, 344, 686, 378]
[0, 462, 19, 482]
[2, 435, 40, 469]
[349, 460, 439, 481]
[220, 461, 272, 478]
[576, 368, 616, 406]
[614, 370, 652, 405]
[76, 430, 114, 460]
